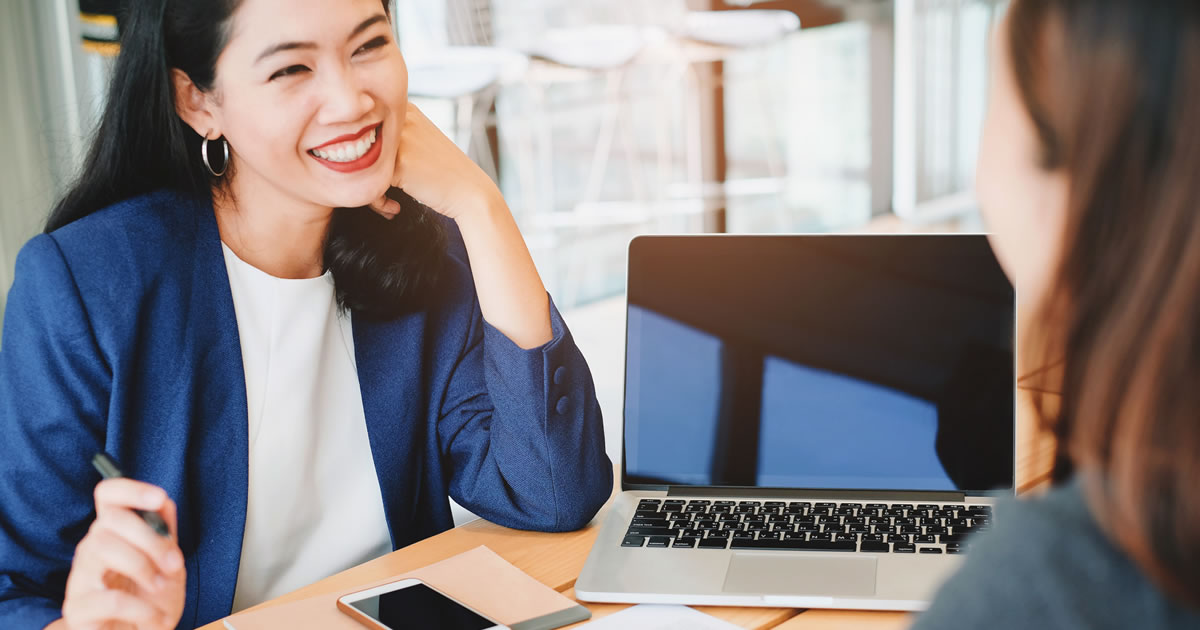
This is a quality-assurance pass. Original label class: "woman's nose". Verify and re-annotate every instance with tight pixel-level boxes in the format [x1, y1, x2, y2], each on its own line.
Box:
[317, 68, 374, 125]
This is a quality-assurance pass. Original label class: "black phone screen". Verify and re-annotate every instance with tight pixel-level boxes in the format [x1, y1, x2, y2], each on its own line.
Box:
[347, 582, 497, 630]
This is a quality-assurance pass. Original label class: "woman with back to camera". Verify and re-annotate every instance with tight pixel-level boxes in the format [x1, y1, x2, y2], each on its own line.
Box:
[0, 0, 612, 628]
[913, 0, 1200, 627]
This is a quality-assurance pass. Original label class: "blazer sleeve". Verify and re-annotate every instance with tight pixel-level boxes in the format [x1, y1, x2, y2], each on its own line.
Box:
[0, 235, 111, 629]
[435, 290, 613, 532]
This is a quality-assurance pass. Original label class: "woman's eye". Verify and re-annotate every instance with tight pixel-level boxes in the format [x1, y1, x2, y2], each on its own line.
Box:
[269, 65, 309, 81]
[354, 36, 388, 56]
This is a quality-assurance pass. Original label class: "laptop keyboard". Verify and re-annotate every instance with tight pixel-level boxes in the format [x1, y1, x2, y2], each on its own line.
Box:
[620, 499, 992, 554]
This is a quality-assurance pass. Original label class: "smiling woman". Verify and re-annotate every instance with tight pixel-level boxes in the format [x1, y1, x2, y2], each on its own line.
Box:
[0, 1, 612, 629]
[48, 0, 446, 320]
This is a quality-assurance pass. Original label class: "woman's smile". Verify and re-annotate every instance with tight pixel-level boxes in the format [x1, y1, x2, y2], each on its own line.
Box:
[308, 123, 383, 172]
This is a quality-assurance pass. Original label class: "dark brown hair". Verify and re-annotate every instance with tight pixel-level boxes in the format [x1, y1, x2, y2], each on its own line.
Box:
[1008, 0, 1200, 606]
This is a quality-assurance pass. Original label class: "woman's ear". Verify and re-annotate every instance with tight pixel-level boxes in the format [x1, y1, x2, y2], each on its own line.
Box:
[171, 68, 220, 139]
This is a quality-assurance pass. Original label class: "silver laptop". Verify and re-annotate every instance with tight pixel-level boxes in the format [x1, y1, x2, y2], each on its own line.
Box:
[575, 234, 1016, 612]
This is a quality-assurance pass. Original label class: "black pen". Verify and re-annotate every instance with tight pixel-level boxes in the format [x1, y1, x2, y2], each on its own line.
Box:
[91, 453, 171, 538]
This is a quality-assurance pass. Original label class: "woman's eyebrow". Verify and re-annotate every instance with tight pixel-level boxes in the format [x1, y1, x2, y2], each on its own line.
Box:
[255, 14, 388, 65]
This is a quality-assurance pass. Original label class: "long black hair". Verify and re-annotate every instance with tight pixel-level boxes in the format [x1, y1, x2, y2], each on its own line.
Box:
[47, 0, 445, 320]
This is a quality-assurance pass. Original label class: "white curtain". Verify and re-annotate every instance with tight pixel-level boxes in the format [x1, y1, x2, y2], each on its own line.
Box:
[0, 0, 91, 327]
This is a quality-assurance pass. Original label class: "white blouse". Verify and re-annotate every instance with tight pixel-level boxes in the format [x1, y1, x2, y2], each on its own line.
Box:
[222, 244, 392, 612]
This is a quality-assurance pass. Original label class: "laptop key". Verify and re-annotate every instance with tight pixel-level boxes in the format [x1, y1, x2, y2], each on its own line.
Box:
[731, 539, 856, 552]
[733, 531, 756, 540]
[621, 535, 646, 547]
[626, 527, 676, 537]
[919, 547, 943, 554]
[859, 541, 890, 553]
[673, 537, 698, 549]
[646, 536, 672, 548]
[914, 535, 937, 544]
[893, 543, 916, 553]
[698, 538, 729, 549]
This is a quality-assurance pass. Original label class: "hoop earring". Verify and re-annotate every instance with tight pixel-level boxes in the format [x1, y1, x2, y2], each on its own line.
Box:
[201, 136, 229, 177]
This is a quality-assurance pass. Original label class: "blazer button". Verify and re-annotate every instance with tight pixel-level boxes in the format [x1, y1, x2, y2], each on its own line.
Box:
[553, 366, 566, 385]
[555, 396, 569, 415]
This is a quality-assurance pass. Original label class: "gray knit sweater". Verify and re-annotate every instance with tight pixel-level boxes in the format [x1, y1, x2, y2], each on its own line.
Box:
[911, 479, 1200, 629]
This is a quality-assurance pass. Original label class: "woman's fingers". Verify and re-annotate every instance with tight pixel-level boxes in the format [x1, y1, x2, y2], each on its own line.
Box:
[94, 478, 168, 516]
[369, 195, 402, 219]
[61, 479, 187, 630]
[63, 586, 168, 630]
[94, 505, 183, 576]
[76, 528, 168, 604]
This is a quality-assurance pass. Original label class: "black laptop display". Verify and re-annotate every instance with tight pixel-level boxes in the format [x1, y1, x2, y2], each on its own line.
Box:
[623, 235, 1015, 494]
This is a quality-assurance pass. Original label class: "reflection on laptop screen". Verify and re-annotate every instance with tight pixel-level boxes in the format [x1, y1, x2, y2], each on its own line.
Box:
[623, 235, 1015, 493]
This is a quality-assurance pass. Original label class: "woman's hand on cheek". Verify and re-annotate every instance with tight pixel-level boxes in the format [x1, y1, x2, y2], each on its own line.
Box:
[370, 101, 503, 222]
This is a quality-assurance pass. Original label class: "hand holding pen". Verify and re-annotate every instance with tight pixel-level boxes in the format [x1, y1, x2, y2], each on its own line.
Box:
[52, 453, 187, 630]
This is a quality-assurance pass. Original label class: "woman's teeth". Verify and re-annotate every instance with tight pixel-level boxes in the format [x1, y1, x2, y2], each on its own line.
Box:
[311, 128, 377, 163]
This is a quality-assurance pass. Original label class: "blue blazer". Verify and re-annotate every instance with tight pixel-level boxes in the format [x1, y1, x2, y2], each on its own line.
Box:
[0, 191, 612, 629]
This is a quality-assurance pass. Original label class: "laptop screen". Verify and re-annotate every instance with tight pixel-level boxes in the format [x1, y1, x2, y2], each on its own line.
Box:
[623, 235, 1015, 494]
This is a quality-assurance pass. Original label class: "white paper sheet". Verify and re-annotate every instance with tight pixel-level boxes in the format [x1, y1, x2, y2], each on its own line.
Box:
[578, 604, 744, 630]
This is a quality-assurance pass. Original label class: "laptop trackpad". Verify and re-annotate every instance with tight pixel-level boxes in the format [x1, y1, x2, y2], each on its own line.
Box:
[722, 553, 877, 596]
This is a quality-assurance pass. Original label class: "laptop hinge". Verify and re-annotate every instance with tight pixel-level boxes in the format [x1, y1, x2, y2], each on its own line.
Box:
[666, 487, 968, 502]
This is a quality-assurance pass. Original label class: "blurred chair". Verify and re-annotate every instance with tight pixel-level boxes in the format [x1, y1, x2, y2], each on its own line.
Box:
[396, 0, 529, 185]
[404, 45, 528, 183]
[507, 11, 653, 211]
[669, 8, 802, 205]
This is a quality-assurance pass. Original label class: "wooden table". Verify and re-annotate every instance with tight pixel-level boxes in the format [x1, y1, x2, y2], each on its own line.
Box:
[201, 384, 1056, 630]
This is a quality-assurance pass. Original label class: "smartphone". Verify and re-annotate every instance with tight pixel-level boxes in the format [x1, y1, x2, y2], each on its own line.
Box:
[336, 578, 507, 630]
